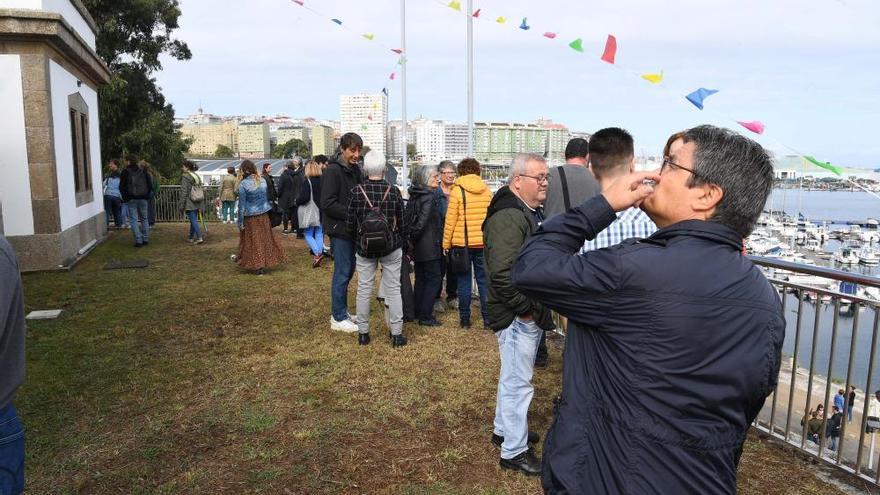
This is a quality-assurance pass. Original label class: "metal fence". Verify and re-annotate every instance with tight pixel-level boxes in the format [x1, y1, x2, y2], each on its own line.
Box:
[154, 185, 224, 222]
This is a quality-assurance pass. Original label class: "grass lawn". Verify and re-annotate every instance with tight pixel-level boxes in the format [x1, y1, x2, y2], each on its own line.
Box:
[17, 223, 849, 494]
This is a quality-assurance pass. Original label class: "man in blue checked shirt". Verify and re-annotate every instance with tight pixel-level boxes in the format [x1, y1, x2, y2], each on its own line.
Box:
[581, 127, 657, 252]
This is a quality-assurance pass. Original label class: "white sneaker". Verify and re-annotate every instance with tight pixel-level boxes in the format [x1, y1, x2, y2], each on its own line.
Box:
[330, 316, 358, 333]
[347, 312, 357, 322]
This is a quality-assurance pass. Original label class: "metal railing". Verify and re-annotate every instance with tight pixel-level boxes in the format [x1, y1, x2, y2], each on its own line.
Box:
[153, 185, 225, 222]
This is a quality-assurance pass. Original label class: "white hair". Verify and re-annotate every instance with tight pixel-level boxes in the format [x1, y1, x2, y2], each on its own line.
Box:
[508, 153, 546, 181]
[363, 150, 387, 178]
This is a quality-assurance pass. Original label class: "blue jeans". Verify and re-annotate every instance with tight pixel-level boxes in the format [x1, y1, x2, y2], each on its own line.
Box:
[186, 210, 202, 240]
[493, 317, 542, 459]
[120, 202, 130, 226]
[457, 248, 489, 325]
[104, 195, 123, 227]
[221, 201, 236, 222]
[304, 225, 324, 255]
[828, 435, 838, 451]
[127, 199, 150, 243]
[0, 404, 25, 495]
[414, 259, 442, 321]
[330, 236, 356, 321]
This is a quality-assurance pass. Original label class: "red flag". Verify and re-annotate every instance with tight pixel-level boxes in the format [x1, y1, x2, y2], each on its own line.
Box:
[391, 48, 403, 54]
[472, 8, 481, 17]
[601, 34, 617, 64]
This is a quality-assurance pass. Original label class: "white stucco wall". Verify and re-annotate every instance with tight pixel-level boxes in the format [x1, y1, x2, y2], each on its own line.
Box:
[0, 55, 36, 236]
[0, 0, 96, 48]
[49, 59, 103, 232]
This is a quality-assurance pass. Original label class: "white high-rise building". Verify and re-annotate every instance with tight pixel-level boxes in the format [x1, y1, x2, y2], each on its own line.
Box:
[340, 94, 387, 157]
[387, 120, 415, 159]
[443, 123, 471, 162]
[412, 118, 445, 163]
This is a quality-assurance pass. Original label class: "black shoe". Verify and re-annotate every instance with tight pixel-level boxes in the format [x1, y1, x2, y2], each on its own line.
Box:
[460, 318, 471, 329]
[534, 352, 549, 368]
[358, 333, 370, 346]
[142, 240, 149, 246]
[492, 431, 541, 448]
[499, 448, 542, 476]
[134, 242, 144, 248]
[403, 316, 414, 323]
[391, 334, 407, 348]
[418, 318, 442, 327]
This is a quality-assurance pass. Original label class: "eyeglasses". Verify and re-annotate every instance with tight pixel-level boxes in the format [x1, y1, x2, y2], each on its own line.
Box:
[519, 174, 550, 184]
[441, 171, 456, 175]
[661, 156, 707, 181]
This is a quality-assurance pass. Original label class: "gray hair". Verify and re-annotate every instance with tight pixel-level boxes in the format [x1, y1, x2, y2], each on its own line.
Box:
[508, 153, 546, 182]
[412, 165, 438, 188]
[363, 155, 387, 178]
[684, 125, 774, 238]
[288, 157, 303, 169]
[438, 160, 456, 173]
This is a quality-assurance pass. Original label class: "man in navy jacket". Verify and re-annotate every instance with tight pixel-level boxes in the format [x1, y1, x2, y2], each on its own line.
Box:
[513, 125, 784, 494]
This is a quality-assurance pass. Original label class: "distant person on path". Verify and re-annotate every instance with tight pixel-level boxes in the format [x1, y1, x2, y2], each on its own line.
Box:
[102, 159, 123, 229]
[237, 160, 285, 275]
[0, 236, 26, 494]
[297, 159, 324, 267]
[262, 162, 278, 205]
[513, 125, 784, 493]
[142, 161, 161, 226]
[347, 151, 407, 348]
[484, 153, 556, 477]
[119, 154, 153, 247]
[219, 167, 238, 224]
[543, 137, 601, 219]
[406, 165, 443, 326]
[321, 133, 364, 333]
[178, 160, 206, 245]
[848, 385, 857, 423]
[442, 158, 492, 329]
[277, 159, 301, 235]
[827, 405, 843, 451]
[803, 410, 823, 444]
[435, 160, 458, 311]
[834, 389, 846, 414]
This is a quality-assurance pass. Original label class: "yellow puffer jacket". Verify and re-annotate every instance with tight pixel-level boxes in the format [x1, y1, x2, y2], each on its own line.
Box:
[443, 174, 492, 249]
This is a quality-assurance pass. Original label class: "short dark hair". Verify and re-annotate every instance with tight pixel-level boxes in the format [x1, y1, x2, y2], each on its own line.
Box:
[314, 154, 329, 165]
[457, 158, 481, 176]
[339, 133, 363, 151]
[109, 159, 120, 166]
[262, 162, 272, 172]
[182, 160, 197, 171]
[564, 138, 589, 160]
[125, 154, 137, 165]
[588, 127, 634, 178]
[663, 131, 687, 157]
[683, 125, 774, 238]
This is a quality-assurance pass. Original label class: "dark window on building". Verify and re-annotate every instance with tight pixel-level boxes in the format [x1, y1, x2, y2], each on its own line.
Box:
[68, 93, 91, 194]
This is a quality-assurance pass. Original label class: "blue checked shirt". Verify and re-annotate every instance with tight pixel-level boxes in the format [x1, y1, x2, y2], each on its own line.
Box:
[581, 207, 658, 252]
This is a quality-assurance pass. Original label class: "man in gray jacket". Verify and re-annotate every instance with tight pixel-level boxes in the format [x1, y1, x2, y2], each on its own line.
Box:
[0, 236, 26, 494]
[543, 138, 601, 219]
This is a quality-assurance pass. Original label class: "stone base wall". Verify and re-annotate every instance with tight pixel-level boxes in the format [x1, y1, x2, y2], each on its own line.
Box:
[8, 210, 106, 271]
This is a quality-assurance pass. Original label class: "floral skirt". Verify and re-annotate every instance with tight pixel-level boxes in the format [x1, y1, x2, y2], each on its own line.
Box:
[237, 213, 285, 270]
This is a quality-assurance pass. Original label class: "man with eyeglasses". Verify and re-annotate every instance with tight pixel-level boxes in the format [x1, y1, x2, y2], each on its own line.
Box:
[483, 153, 556, 476]
[581, 127, 657, 252]
[513, 125, 784, 493]
[434, 161, 459, 311]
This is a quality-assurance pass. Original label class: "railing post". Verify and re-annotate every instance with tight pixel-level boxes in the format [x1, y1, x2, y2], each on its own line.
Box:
[837, 302, 861, 465]
[857, 308, 880, 475]
[785, 290, 806, 442]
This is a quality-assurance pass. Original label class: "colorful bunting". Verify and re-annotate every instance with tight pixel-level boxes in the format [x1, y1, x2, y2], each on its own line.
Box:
[389, 72, 396, 80]
[641, 72, 663, 84]
[391, 48, 403, 54]
[519, 18, 530, 30]
[331, 18, 342, 25]
[472, 8, 481, 18]
[496, 16, 506, 24]
[685, 88, 719, 110]
[362, 33, 375, 41]
[601, 35, 617, 64]
[447, 0, 461, 12]
[361, 124, 368, 131]
[397, 57, 407, 65]
[737, 121, 765, 135]
[568, 38, 584, 52]
[381, 87, 388, 96]
[368, 113, 373, 121]
[805, 156, 843, 176]
[291, 0, 303, 5]
[543, 32, 557, 39]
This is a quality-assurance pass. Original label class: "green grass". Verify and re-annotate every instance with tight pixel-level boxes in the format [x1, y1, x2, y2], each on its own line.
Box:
[18, 223, 849, 494]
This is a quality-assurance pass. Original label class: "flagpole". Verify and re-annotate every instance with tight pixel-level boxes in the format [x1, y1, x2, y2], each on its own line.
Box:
[400, 0, 408, 188]
[467, 0, 474, 157]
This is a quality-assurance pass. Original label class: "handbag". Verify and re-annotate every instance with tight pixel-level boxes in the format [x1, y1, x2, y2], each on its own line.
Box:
[268, 205, 283, 228]
[188, 172, 205, 202]
[297, 178, 321, 228]
[446, 186, 470, 274]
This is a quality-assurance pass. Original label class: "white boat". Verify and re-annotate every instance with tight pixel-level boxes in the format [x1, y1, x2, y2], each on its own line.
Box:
[834, 247, 859, 265]
[858, 246, 880, 265]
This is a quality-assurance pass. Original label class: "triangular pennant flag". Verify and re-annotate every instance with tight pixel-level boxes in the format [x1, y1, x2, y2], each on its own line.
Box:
[292, 0, 304, 5]
[361, 124, 368, 131]
[397, 57, 407, 65]
[331, 18, 342, 25]
[447, 0, 461, 12]
[736, 121, 765, 135]
[368, 113, 373, 121]
[391, 48, 403, 54]
[805, 156, 843, 176]
[568, 38, 584, 52]
[373, 103, 379, 110]
[472, 8, 481, 17]
[601, 34, 617, 64]
[519, 18, 530, 30]
[543, 32, 557, 39]
[381, 87, 388, 96]
[389, 72, 396, 80]
[362, 33, 375, 41]
[685, 88, 719, 110]
[641, 71, 663, 84]
[496, 16, 506, 24]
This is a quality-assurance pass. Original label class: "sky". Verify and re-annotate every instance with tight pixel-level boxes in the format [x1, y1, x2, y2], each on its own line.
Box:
[156, 0, 880, 168]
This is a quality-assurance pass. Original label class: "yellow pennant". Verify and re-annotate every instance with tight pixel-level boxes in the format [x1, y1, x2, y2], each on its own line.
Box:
[448, 1, 461, 11]
[641, 71, 663, 84]
[496, 16, 506, 24]
[362, 33, 375, 41]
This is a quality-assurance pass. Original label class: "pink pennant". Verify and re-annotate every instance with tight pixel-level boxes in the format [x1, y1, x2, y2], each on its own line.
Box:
[391, 48, 403, 54]
[737, 121, 765, 135]
[292, 0, 303, 5]
[368, 113, 373, 121]
[543, 32, 557, 39]
[472, 8, 481, 17]
[389, 72, 396, 80]
[601, 34, 617, 64]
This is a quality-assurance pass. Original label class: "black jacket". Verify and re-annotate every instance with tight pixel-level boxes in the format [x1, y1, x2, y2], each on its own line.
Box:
[482, 186, 553, 332]
[276, 168, 298, 209]
[512, 195, 785, 495]
[119, 165, 153, 202]
[406, 185, 442, 263]
[262, 172, 278, 204]
[320, 154, 362, 239]
[297, 176, 322, 208]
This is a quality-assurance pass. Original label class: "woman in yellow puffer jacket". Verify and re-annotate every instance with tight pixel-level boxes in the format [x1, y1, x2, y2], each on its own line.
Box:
[442, 158, 493, 328]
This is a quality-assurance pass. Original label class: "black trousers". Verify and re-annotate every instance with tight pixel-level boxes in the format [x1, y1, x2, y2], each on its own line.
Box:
[401, 255, 415, 321]
[438, 256, 459, 302]
[414, 259, 443, 321]
[282, 207, 297, 231]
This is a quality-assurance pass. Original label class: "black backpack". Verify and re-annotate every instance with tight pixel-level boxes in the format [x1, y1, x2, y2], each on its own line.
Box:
[356, 185, 394, 258]
[128, 167, 149, 197]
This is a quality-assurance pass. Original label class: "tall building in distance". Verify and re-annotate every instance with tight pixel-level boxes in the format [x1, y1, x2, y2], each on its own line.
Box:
[238, 122, 270, 159]
[276, 126, 310, 147]
[443, 123, 471, 162]
[387, 120, 416, 160]
[180, 121, 239, 156]
[474, 122, 546, 164]
[340, 94, 387, 157]
[311, 124, 336, 156]
[535, 119, 572, 166]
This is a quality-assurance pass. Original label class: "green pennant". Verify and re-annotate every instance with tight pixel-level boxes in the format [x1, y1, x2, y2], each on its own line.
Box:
[569, 38, 584, 53]
[804, 156, 842, 176]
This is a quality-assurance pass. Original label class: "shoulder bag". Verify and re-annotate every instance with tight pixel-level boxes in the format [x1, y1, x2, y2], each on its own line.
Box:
[446, 186, 470, 274]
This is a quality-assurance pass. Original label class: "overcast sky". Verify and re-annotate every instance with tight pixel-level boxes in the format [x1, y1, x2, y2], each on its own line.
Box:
[156, 0, 880, 167]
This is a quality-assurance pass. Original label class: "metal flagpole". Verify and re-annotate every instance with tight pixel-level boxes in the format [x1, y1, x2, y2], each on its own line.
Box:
[467, 0, 474, 156]
[400, 0, 408, 188]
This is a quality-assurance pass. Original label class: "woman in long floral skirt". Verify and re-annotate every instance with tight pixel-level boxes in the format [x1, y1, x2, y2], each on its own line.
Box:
[236, 160, 285, 275]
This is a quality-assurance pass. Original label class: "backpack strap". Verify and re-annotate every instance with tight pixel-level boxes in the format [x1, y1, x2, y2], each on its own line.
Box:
[358, 185, 374, 208]
[558, 167, 571, 210]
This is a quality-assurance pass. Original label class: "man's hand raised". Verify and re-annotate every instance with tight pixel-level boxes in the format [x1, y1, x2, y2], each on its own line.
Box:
[602, 171, 661, 212]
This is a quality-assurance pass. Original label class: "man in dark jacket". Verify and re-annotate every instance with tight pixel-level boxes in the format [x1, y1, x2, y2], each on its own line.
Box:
[513, 125, 784, 494]
[0, 236, 26, 494]
[321, 133, 364, 332]
[119, 155, 153, 247]
[483, 153, 555, 476]
[277, 159, 300, 235]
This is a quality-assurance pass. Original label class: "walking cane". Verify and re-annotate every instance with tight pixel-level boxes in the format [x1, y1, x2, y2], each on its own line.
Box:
[199, 210, 208, 236]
